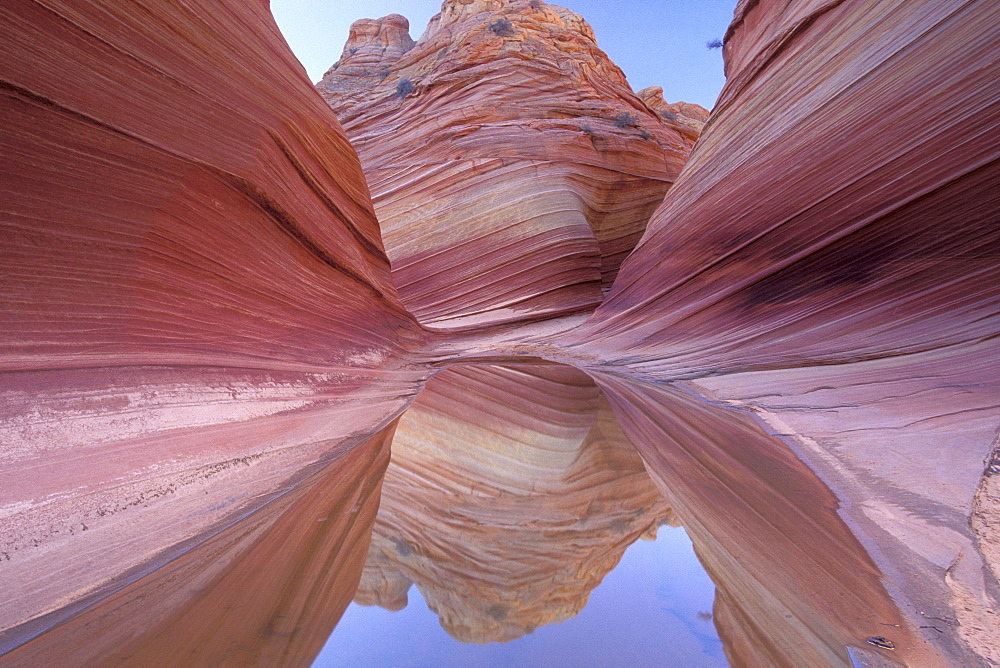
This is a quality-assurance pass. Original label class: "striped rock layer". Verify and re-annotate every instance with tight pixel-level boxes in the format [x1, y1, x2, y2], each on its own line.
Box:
[318, 0, 703, 329]
[1, 0, 998, 666]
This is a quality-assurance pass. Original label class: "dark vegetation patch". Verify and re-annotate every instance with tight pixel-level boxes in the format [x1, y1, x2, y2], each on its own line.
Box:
[489, 18, 515, 36]
[614, 112, 640, 128]
[395, 77, 415, 98]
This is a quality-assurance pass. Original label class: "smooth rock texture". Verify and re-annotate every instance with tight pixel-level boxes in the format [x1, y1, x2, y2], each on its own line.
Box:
[318, 0, 702, 329]
[0, 0, 425, 649]
[2, 0, 998, 665]
[1, 422, 395, 665]
[556, 0, 1000, 661]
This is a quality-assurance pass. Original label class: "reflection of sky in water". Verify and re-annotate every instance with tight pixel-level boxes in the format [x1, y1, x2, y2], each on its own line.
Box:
[314, 525, 726, 667]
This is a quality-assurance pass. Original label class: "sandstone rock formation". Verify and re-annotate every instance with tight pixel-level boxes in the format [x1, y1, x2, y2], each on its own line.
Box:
[1, 0, 998, 666]
[637, 86, 709, 139]
[353, 364, 675, 643]
[0, 0, 426, 652]
[1, 423, 395, 665]
[558, 0, 1000, 660]
[318, 0, 702, 328]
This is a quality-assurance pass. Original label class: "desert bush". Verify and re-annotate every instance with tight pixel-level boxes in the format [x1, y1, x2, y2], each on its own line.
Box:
[529, 0, 542, 8]
[706, 38, 724, 49]
[661, 111, 679, 121]
[396, 78, 415, 98]
[614, 112, 640, 128]
[489, 18, 515, 36]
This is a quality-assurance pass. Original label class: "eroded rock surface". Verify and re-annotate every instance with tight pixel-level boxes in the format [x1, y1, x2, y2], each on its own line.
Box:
[2, 0, 998, 665]
[318, 0, 703, 328]
[0, 0, 425, 648]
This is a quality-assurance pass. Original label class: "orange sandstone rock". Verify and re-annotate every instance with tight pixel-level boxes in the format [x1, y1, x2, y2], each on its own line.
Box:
[2, 0, 998, 665]
[318, 0, 702, 329]
[637, 86, 710, 140]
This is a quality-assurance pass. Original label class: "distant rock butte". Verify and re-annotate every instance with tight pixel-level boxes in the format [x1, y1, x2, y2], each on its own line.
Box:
[318, 0, 703, 329]
[1, 0, 998, 666]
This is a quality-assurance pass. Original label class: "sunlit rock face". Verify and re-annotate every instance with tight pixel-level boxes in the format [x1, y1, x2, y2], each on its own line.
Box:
[636, 87, 709, 139]
[0, 0, 426, 647]
[353, 364, 675, 643]
[318, 0, 703, 329]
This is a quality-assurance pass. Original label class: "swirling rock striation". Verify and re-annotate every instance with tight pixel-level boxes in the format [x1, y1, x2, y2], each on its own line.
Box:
[1, 0, 998, 665]
[560, 0, 1000, 661]
[0, 0, 425, 650]
[318, 0, 703, 329]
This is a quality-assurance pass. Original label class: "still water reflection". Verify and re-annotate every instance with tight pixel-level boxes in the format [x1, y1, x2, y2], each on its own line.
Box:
[319, 527, 725, 667]
[315, 363, 726, 666]
[2, 362, 925, 666]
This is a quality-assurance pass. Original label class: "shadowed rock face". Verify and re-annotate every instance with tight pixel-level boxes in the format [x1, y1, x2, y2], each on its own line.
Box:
[318, 0, 704, 329]
[2, 0, 998, 665]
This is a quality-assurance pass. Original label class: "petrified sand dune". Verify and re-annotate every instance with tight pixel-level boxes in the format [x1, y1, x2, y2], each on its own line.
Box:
[319, 0, 701, 328]
[0, 0, 425, 651]
[1, 0, 998, 665]
[559, 0, 1000, 660]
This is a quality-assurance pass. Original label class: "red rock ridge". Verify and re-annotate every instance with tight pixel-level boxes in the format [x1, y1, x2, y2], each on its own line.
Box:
[0, 0, 426, 647]
[1, 0, 998, 665]
[558, 0, 1000, 661]
[318, 0, 702, 329]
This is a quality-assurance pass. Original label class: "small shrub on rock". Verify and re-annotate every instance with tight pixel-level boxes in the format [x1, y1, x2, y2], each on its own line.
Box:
[706, 38, 724, 49]
[395, 77, 415, 98]
[489, 18, 515, 36]
[614, 112, 640, 128]
[529, 0, 542, 8]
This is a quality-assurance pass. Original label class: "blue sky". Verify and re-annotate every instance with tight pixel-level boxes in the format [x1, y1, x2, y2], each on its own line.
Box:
[270, 0, 734, 109]
[313, 525, 726, 667]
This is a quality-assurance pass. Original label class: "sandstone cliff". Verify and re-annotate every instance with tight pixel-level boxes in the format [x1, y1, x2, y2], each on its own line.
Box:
[318, 0, 702, 329]
[0, 0, 425, 653]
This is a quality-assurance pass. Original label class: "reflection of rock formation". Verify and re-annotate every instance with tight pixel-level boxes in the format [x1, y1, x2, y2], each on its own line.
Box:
[559, 0, 1000, 662]
[2, 0, 998, 665]
[353, 364, 675, 642]
[319, 0, 703, 327]
[595, 375, 945, 667]
[2, 421, 395, 665]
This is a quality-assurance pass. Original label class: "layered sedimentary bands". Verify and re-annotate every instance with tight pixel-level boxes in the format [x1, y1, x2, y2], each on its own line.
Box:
[317, 1, 704, 327]
[1, 0, 998, 667]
